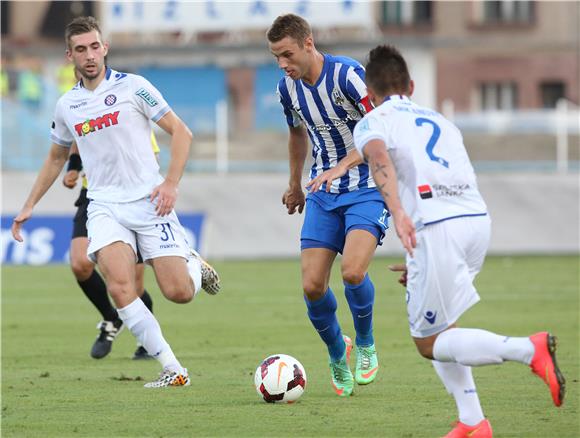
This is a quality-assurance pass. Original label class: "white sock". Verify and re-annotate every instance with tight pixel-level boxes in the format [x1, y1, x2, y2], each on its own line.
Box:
[432, 361, 484, 426]
[117, 298, 182, 372]
[187, 254, 202, 296]
[433, 328, 534, 366]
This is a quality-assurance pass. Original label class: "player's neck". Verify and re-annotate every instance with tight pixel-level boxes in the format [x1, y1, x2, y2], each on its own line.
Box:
[81, 68, 107, 91]
[302, 51, 324, 86]
[378, 92, 410, 105]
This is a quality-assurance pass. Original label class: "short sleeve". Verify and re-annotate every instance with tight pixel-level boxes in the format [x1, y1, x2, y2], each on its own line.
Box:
[353, 115, 389, 159]
[346, 66, 373, 115]
[50, 98, 74, 147]
[277, 80, 302, 128]
[130, 75, 171, 122]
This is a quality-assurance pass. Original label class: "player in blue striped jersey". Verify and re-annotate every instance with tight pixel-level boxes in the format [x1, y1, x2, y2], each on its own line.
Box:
[267, 14, 389, 397]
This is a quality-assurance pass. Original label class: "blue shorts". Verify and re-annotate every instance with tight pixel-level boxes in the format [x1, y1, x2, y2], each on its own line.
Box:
[300, 188, 389, 254]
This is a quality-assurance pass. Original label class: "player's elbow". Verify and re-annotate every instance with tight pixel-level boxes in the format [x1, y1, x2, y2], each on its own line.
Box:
[182, 124, 193, 143]
[289, 125, 307, 140]
[366, 148, 382, 164]
[49, 145, 69, 168]
[173, 122, 192, 146]
[165, 116, 193, 145]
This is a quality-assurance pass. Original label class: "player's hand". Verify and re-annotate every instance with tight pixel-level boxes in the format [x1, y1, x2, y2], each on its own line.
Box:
[150, 180, 178, 217]
[282, 185, 305, 215]
[62, 170, 80, 189]
[392, 210, 416, 257]
[305, 166, 347, 193]
[11, 206, 33, 242]
[388, 263, 408, 287]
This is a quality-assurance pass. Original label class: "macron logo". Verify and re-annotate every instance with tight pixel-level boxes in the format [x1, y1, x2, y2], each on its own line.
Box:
[70, 101, 88, 110]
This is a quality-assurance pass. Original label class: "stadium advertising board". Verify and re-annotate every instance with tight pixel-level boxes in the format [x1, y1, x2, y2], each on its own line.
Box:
[1, 214, 205, 265]
[101, 1, 373, 34]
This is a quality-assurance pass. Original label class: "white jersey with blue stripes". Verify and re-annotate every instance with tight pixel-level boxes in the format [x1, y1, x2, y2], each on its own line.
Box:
[277, 54, 375, 193]
[353, 95, 488, 228]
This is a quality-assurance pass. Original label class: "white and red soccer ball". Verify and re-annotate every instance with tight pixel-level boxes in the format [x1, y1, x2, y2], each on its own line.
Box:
[254, 354, 307, 403]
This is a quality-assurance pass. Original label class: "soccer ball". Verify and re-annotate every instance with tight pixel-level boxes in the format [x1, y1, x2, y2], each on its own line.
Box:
[254, 354, 307, 403]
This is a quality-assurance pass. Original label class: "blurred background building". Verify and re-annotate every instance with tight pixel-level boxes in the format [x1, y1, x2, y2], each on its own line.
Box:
[1, 1, 579, 262]
[1, 0, 579, 171]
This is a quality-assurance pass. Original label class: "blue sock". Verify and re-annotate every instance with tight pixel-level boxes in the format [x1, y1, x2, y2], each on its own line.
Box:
[305, 288, 345, 362]
[344, 274, 375, 347]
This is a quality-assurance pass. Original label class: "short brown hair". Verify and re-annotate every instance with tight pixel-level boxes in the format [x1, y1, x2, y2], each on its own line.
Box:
[65, 16, 102, 49]
[365, 45, 411, 96]
[267, 14, 311, 47]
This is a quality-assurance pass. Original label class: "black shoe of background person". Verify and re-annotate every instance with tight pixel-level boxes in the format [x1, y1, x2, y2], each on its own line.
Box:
[132, 345, 153, 360]
[90, 319, 124, 359]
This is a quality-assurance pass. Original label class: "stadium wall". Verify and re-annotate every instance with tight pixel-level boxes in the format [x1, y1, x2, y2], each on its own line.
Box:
[2, 172, 578, 264]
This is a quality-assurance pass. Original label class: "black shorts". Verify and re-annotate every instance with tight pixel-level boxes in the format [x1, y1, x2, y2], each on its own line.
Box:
[72, 188, 143, 263]
[72, 188, 89, 239]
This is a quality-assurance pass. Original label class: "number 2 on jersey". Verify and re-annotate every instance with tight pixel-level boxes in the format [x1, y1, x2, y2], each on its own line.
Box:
[415, 117, 449, 169]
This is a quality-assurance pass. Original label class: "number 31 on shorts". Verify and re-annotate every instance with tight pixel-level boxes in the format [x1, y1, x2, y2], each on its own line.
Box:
[156, 223, 175, 241]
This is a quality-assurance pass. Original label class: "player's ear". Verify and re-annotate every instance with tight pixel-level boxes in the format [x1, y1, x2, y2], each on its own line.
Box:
[408, 80, 415, 97]
[303, 36, 314, 52]
[65, 49, 72, 62]
[367, 87, 378, 107]
[103, 41, 109, 57]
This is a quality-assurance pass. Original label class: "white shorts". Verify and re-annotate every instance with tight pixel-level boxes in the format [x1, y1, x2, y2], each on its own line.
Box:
[86, 197, 191, 263]
[406, 214, 491, 338]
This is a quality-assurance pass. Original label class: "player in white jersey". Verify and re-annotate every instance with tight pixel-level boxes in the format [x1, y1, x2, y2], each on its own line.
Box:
[11, 16, 220, 388]
[268, 14, 388, 397]
[60, 64, 156, 361]
[353, 45, 565, 437]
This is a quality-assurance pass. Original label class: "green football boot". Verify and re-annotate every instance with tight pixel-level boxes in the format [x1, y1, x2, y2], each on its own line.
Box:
[329, 335, 354, 396]
[355, 344, 379, 385]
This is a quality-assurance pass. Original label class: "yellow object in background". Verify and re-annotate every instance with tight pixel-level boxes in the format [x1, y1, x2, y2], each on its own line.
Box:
[57, 63, 77, 95]
[0, 70, 8, 97]
[151, 131, 160, 154]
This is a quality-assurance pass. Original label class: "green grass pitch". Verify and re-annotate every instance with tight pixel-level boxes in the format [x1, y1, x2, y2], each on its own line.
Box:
[2, 256, 578, 437]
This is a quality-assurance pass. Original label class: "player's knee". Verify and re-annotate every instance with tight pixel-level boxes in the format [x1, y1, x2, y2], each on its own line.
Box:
[341, 267, 365, 286]
[70, 257, 94, 281]
[414, 340, 435, 360]
[135, 282, 145, 296]
[171, 292, 193, 304]
[302, 279, 327, 301]
[163, 283, 194, 304]
[107, 282, 132, 302]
